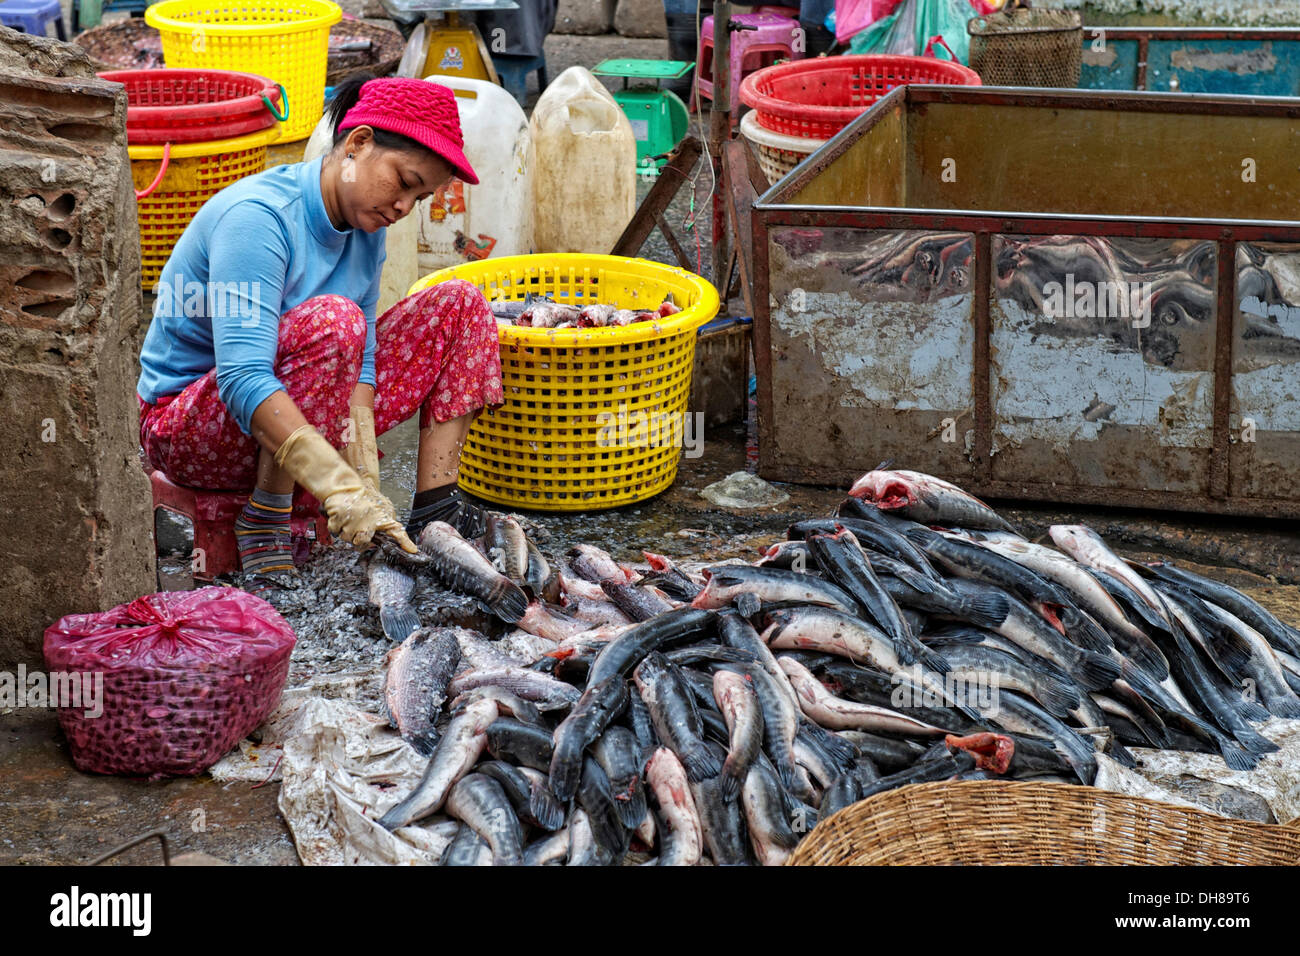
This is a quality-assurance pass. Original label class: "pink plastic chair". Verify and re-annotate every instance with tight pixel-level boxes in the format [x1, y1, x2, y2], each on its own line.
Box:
[693, 11, 805, 119]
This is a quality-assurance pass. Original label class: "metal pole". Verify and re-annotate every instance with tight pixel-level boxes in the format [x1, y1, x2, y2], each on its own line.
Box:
[709, 0, 731, 305]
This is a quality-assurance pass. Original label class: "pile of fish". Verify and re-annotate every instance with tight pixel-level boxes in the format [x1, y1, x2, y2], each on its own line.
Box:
[489, 294, 682, 329]
[362, 467, 1300, 865]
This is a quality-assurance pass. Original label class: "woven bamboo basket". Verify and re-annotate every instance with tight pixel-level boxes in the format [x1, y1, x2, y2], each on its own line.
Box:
[786, 780, 1300, 866]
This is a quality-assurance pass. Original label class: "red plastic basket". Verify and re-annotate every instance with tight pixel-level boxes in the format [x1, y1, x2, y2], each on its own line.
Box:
[99, 68, 285, 144]
[740, 54, 982, 139]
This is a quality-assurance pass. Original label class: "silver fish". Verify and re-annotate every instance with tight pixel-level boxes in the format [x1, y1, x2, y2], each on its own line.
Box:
[418, 521, 529, 623]
[382, 628, 462, 755]
[378, 698, 498, 830]
[368, 553, 421, 643]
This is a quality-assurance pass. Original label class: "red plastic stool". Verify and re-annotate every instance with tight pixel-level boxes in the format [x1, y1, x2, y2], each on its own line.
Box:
[148, 470, 331, 583]
[693, 12, 805, 120]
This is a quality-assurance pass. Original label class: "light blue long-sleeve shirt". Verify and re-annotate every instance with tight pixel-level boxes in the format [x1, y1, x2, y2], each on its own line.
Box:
[136, 155, 386, 435]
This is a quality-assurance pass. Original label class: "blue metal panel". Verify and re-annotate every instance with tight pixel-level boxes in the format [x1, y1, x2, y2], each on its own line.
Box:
[1146, 39, 1300, 96]
[1080, 38, 1141, 91]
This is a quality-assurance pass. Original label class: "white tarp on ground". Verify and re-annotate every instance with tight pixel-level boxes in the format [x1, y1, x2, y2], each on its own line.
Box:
[211, 692, 459, 865]
[212, 690, 1300, 865]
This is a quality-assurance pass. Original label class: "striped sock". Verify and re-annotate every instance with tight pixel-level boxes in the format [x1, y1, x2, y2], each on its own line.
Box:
[235, 488, 295, 576]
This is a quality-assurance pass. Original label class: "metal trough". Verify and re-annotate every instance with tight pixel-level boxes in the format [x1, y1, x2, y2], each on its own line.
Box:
[749, 85, 1300, 517]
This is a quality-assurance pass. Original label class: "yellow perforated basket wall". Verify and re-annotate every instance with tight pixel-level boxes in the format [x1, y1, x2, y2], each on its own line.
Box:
[128, 127, 279, 291]
[409, 254, 720, 511]
[146, 0, 341, 142]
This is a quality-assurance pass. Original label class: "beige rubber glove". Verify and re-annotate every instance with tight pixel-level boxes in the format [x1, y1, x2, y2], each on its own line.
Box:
[342, 405, 416, 553]
[274, 424, 415, 552]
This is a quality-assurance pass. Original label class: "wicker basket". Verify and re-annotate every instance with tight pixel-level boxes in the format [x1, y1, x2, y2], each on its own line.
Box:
[786, 780, 1300, 866]
[968, 8, 1082, 89]
[75, 17, 403, 85]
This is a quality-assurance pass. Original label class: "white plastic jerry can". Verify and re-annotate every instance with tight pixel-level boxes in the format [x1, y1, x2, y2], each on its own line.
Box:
[417, 75, 533, 272]
[529, 66, 637, 255]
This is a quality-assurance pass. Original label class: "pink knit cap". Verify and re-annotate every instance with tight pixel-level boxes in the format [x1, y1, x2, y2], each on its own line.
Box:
[339, 78, 478, 185]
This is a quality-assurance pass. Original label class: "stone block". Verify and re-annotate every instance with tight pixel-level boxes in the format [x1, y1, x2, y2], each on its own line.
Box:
[0, 27, 154, 667]
[614, 0, 667, 38]
[555, 0, 617, 34]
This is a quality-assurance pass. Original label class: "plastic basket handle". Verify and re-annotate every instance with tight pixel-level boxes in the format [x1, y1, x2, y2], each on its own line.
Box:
[135, 142, 171, 200]
[262, 84, 290, 122]
[923, 35, 956, 60]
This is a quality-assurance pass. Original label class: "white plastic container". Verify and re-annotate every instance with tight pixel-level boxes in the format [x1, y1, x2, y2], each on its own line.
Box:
[416, 75, 533, 272]
[529, 66, 637, 255]
[739, 110, 827, 187]
[303, 114, 419, 316]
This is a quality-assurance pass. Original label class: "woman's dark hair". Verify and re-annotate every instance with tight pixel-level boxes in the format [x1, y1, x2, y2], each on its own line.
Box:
[326, 73, 429, 154]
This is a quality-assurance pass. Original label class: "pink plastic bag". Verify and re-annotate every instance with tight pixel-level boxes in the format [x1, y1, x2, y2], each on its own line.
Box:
[835, 0, 903, 45]
[43, 587, 296, 779]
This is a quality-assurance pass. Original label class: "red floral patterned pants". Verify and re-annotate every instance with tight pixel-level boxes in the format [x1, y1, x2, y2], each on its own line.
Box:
[139, 279, 503, 491]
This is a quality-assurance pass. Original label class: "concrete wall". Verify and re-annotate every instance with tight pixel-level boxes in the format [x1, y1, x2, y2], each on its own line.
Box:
[556, 0, 666, 37]
[0, 28, 154, 667]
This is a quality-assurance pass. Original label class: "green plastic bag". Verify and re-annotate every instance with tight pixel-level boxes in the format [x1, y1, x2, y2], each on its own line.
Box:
[848, 0, 976, 63]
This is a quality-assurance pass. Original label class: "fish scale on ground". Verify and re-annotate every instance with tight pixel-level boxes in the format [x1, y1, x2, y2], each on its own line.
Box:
[279, 468, 1300, 864]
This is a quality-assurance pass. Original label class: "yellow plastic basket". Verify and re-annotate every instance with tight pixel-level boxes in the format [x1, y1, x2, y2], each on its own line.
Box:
[145, 0, 341, 142]
[129, 127, 279, 291]
[408, 254, 721, 511]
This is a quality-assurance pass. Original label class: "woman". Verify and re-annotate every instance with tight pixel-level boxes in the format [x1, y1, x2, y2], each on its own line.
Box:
[136, 77, 502, 586]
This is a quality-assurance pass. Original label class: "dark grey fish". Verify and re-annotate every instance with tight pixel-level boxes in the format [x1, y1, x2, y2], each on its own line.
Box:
[982, 692, 1097, 785]
[476, 760, 562, 832]
[806, 527, 944, 670]
[591, 726, 648, 829]
[832, 730, 927, 772]
[627, 689, 658, 756]
[692, 564, 859, 615]
[689, 742, 752, 865]
[485, 717, 554, 772]
[602, 579, 675, 621]
[635, 652, 723, 782]
[442, 823, 492, 866]
[382, 628, 461, 755]
[790, 516, 940, 582]
[1150, 591, 1278, 761]
[1145, 561, 1300, 658]
[576, 757, 629, 863]
[586, 606, 716, 686]
[940, 579, 1120, 691]
[446, 773, 524, 866]
[548, 674, 629, 802]
[905, 528, 1075, 622]
[922, 639, 1081, 718]
[514, 765, 566, 832]
[522, 829, 570, 866]
[880, 573, 1008, 631]
[857, 749, 978, 799]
